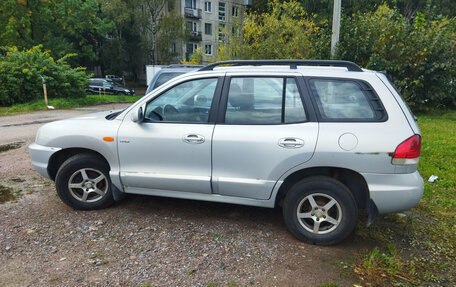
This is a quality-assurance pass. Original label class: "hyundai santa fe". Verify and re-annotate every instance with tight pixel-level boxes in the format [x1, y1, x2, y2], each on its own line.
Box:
[29, 60, 423, 245]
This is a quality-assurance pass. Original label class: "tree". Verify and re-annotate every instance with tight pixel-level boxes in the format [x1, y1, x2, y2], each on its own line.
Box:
[156, 13, 187, 64]
[136, 0, 187, 65]
[98, 0, 142, 78]
[0, 46, 87, 106]
[0, 0, 113, 68]
[218, 0, 329, 60]
[338, 5, 456, 111]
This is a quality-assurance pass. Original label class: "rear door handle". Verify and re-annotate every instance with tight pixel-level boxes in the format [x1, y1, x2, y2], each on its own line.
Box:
[278, 138, 304, 148]
[183, 134, 205, 144]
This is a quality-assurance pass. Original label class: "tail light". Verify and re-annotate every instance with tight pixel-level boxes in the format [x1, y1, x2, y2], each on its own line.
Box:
[392, 135, 421, 165]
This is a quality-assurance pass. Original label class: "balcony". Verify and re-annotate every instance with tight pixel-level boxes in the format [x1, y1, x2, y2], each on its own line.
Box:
[184, 8, 202, 19]
[189, 31, 202, 42]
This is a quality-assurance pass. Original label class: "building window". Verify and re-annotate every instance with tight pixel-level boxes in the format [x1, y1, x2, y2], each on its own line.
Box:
[187, 21, 197, 32]
[218, 2, 225, 21]
[232, 25, 239, 35]
[170, 43, 176, 53]
[204, 23, 212, 35]
[168, 1, 175, 11]
[204, 1, 212, 12]
[218, 23, 225, 41]
[205, 44, 212, 55]
[232, 6, 239, 17]
[185, 0, 196, 9]
[186, 43, 198, 60]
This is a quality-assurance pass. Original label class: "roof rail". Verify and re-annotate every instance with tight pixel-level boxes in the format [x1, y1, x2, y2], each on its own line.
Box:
[199, 60, 363, 72]
[166, 64, 204, 68]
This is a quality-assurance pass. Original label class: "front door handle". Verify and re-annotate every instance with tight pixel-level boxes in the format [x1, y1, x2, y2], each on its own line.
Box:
[183, 134, 205, 144]
[278, 138, 304, 148]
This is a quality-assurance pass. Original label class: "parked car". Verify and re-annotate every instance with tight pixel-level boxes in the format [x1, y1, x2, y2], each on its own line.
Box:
[29, 60, 423, 245]
[86, 78, 135, 95]
[105, 74, 123, 83]
[146, 65, 203, 94]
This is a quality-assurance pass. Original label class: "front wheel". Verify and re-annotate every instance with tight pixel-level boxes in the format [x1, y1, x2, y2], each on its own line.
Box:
[282, 176, 357, 245]
[55, 154, 114, 210]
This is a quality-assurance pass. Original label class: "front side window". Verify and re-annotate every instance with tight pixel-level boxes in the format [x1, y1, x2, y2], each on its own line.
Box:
[145, 78, 218, 123]
[224, 77, 306, 124]
[309, 79, 375, 120]
[103, 81, 112, 88]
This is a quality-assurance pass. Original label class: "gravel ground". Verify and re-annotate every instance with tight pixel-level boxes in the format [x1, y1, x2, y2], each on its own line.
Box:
[0, 106, 360, 286]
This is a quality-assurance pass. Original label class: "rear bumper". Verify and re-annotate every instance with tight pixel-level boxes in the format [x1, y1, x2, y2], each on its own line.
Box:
[362, 171, 424, 214]
[28, 143, 61, 179]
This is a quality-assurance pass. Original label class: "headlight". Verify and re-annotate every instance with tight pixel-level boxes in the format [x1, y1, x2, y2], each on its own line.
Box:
[124, 89, 129, 92]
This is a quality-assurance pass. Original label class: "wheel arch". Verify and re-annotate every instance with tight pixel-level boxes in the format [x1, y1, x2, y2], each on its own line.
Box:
[47, 148, 110, 181]
[274, 167, 369, 210]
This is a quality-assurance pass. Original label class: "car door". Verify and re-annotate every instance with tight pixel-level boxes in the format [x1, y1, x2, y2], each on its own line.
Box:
[118, 77, 222, 194]
[212, 74, 319, 200]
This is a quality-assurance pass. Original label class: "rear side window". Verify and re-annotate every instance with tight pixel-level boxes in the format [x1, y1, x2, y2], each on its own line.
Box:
[309, 79, 386, 121]
[224, 77, 307, 125]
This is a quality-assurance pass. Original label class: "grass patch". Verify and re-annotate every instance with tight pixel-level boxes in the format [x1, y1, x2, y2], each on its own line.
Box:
[0, 94, 141, 117]
[351, 111, 456, 286]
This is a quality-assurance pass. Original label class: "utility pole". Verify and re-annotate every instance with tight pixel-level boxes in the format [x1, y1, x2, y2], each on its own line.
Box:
[331, 0, 341, 58]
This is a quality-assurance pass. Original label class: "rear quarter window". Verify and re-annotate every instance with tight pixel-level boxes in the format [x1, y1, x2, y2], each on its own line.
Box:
[309, 78, 387, 122]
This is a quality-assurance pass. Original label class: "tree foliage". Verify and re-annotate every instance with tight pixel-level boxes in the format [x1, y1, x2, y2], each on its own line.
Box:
[0, 0, 113, 67]
[136, 0, 187, 65]
[219, 0, 330, 60]
[0, 46, 88, 106]
[338, 5, 456, 111]
[98, 0, 142, 77]
[222, 1, 456, 111]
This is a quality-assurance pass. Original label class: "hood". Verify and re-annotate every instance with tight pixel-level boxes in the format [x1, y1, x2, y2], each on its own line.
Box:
[35, 110, 124, 146]
[69, 110, 120, 121]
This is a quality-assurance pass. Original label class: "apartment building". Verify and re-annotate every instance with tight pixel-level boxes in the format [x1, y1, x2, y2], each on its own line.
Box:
[176, 0, 251, 63]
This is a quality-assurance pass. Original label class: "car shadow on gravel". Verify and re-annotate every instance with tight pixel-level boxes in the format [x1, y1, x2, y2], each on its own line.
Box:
[118, 194, 285, 225]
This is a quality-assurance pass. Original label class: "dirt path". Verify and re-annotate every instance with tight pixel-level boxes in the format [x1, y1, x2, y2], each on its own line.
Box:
[0, 105, 359, 286]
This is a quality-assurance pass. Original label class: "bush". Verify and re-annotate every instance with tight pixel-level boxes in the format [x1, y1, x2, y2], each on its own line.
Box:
[338, 5, 456, 111]
[0, 45, 88, 106]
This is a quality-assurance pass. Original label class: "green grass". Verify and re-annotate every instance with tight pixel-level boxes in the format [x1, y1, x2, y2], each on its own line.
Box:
[0, 94, 141, 117]
[352, 111, 456, 286]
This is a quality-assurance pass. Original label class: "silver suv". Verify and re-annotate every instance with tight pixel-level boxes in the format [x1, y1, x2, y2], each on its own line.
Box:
[29, 60, 423, 245]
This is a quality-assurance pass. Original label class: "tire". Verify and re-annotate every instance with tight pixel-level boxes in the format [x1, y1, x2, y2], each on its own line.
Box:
[55, 153, 114, 210]
[282, 176, 357, 245]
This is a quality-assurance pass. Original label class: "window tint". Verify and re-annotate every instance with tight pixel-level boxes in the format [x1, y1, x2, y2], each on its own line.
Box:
[225, 77, 306, 125]
[145, 78, 218, 123]
[310, 79, 375, 120]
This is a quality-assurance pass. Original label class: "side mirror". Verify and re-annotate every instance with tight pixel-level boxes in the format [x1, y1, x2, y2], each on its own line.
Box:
[131, 106, 144, 123]
[194, 94, 207, 106]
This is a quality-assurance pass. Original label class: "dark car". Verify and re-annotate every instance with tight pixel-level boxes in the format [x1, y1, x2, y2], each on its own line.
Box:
[146, 65, 203, 94]
[86, 78, 135, 95]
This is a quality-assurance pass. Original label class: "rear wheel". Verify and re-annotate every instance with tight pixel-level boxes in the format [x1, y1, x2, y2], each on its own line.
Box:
[55, 153, 114, 210]
[282, 176, 357, 245]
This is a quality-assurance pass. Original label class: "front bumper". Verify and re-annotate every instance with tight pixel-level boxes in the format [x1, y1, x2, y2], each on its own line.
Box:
[362, 171, 424, 214]
[29, 143, 61, 179]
